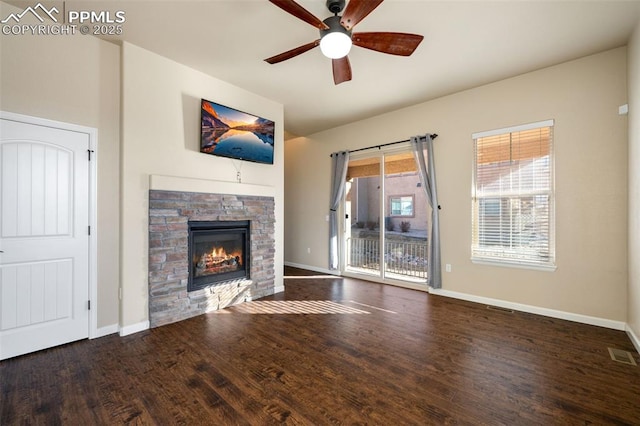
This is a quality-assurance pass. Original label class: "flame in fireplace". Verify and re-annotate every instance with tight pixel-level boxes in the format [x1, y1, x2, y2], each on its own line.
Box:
[211, 247, 227, 258]
[208, 246, 242, 262]
[195, 245, 243, 277]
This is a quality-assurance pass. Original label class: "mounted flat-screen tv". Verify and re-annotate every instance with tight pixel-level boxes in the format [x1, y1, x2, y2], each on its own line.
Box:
[200, 99, 275, 165]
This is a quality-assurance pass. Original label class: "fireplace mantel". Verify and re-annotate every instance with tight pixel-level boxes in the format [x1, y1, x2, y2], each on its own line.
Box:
[150, 174, 276, 198]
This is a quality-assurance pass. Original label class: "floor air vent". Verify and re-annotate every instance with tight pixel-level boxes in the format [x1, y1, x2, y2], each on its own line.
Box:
[608, 348, 637, 366]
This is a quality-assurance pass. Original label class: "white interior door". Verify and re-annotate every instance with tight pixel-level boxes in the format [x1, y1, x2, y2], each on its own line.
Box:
[0, 116, 90, 360]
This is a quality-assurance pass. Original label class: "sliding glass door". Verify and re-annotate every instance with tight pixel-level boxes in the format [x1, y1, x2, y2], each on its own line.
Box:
[344, 150, 429, 284]
[345, 156, 381, 278]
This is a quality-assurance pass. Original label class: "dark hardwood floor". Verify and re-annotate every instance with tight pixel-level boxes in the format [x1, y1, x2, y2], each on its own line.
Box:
[2, 267, 639, 425]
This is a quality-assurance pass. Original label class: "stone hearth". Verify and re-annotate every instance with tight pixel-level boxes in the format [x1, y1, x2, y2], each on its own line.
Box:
[148, 190, 275, 327]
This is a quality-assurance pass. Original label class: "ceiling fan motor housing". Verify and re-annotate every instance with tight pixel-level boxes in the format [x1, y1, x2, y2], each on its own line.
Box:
[320, 15, 352, 39]
[326, 0, 345, 14]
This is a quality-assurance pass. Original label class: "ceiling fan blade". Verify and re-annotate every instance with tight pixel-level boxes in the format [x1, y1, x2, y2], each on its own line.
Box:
[269, 0, 329, 30]
[265, 40, 320, 64]
[353, 32, 424, 56]
[332, 56, 352, 85]
[340, 0, 384, 31]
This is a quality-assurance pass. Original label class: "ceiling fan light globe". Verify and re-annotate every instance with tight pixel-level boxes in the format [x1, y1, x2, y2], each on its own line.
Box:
[320, 32, 352, 59]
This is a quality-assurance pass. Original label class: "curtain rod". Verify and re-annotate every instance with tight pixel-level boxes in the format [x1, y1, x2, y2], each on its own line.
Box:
[331, 133, 438, 156]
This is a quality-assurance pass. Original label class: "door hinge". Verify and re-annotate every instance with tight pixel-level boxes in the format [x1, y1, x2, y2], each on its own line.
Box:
[87, 149, 94, 161]
[88, 300, 91, 310]
[88, 225, 91, 235]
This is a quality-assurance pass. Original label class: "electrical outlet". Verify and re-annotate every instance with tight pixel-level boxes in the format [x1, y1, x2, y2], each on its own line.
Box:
[445, 264, 452, 272]
[619, 104, 629, 115]
[307, 247, 311, 254]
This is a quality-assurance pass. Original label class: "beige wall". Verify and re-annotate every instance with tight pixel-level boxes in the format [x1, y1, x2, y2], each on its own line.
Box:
[120, 43, 284, 330]
[0, 2, 121, 330]
[628, 21, 640, 345]
[285, 47, 628, 323]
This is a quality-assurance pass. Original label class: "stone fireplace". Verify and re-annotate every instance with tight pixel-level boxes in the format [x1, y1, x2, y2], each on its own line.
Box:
[148, 190, 275, 327]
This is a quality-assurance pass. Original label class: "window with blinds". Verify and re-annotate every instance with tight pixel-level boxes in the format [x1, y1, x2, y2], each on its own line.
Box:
[471, 120, 555, 269]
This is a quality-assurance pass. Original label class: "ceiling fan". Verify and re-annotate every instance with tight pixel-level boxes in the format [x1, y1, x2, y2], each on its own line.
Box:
[265, 0, 424, 85]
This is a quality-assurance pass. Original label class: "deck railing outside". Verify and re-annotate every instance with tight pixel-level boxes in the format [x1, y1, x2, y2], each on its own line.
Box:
[347, 237, 428, 279]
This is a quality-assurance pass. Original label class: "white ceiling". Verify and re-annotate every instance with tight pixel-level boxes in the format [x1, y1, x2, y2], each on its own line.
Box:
[100, 1, 640, 136]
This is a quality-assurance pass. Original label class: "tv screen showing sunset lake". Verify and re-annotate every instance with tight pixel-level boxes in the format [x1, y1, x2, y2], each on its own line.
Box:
[200, 99, 275, 164]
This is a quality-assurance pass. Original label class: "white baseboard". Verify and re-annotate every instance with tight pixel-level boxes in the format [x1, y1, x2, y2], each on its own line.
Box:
[93, 324, 119, 339]
[627, 324, 640, 354]
[284, 261, 335, 276]
[274, 284, 285, 294]
[430, 288, 627, 331]
[119, 320, 150, 336]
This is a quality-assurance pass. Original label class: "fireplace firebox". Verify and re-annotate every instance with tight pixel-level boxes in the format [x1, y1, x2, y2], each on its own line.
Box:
[188, 220, 250, 292]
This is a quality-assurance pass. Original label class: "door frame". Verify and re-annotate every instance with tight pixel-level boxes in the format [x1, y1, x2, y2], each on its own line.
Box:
[0, 111, 99, 339]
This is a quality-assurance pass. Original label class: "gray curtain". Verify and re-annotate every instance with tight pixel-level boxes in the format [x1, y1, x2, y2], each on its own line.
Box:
[329, 151, 350, 270]
[411, 135, 441, 289]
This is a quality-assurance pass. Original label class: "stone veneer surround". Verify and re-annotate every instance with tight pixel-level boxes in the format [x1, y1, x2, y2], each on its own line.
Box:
[148, 190, 275, 327]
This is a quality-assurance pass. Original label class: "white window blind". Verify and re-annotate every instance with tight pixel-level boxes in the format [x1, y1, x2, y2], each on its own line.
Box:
[472, 120, 555, 268]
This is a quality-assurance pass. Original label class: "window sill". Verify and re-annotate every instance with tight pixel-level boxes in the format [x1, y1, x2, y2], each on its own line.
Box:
[471, 258, 557, 272]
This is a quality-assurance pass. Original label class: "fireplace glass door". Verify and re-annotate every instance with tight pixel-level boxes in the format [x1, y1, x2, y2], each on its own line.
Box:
[188, 221, 250, 291]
